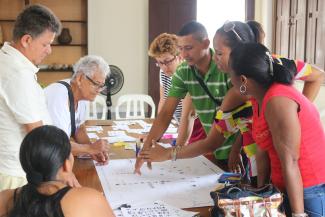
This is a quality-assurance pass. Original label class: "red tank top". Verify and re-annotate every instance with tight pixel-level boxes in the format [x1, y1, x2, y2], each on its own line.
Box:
[252, 83, 325, 190]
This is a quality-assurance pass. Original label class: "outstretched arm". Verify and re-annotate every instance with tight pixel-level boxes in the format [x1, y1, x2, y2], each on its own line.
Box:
[176, 94, 195, 146]
[134, 97, 180, 174]
[139, 124, 225, 162]
[300, 65, 325, 101]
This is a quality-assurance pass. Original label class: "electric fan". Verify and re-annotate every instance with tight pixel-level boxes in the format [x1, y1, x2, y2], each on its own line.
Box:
[101, 65, 124, 119]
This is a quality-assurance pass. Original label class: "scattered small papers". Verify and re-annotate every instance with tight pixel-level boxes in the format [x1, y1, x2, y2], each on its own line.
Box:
[86, 126, 103, 132]
[124, 143, 136, 151]
[126, 129, 145, 134]
[103, 136, 137, 143]
[161, 133, 178, 139]
[87, 132, 99, 140]
[120, 201, 199, 217]
[108, 131, 128, 137]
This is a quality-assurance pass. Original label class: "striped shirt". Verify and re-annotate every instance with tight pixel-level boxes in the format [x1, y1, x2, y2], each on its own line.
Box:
[168, 49, 232, 159]
[160, 71, 182, 122]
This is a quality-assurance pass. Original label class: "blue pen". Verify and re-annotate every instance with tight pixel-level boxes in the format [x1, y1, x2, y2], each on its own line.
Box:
[135, 138, 141, 157]
[171, 139, 177, 147]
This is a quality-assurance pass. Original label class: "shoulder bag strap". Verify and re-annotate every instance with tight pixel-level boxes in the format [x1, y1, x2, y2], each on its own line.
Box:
[57, 81, 76, 137]
[191, 66, 222, 106]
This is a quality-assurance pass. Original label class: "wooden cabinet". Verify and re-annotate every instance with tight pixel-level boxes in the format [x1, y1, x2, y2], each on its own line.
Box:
[0, 0, 88, 86]
[275, 0, 325, 70]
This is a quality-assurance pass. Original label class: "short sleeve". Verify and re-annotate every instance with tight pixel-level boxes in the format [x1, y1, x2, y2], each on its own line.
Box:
[159, 70, 163, 86]
[294, 60, 312, 80]
[44, 83, 71, 137]
[167, 68, 188, 99]
[5, 72, 43, 124]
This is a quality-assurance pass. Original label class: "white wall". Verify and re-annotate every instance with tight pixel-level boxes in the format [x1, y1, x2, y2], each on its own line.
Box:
[88, 0, 149, 106]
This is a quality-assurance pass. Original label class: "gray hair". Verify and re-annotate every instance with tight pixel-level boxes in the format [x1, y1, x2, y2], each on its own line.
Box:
[72, 55, 110, 80]
[13, 4, 61, 41]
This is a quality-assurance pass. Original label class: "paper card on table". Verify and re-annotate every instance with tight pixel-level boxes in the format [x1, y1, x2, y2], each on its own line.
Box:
[135, 120, 151, 128]
[142, 125, 152, 133]
[86, 126, 103, 132]
[113, 120, 137, 126]
[126, 129, 145, 134]
[77, 154, 92, 159]
[87, 132, 99, 139]
[103, 136, 137, 143]
[161, 133, 178, 139]
[113, 142, 128, 147]
[124, 143, 136, 151]
[112, 125, 130, 131]
[108, 131, 127, 137]
[121, 201, 199, 217]
[157, 143, 172, 148]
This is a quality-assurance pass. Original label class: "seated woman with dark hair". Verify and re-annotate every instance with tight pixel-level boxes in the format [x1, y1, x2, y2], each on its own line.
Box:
[0, 125, 114, 217]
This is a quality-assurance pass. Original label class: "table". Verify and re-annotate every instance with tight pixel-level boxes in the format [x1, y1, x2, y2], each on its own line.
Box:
[73, 119, 214, 217]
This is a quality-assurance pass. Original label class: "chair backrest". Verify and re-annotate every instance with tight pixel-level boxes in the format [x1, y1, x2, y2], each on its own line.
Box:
[86, 94, 107, 120]
[115, 94, 156, 119]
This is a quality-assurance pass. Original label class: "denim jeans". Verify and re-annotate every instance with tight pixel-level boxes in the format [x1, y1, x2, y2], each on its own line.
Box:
[283, 184, 325, 217]
[304, 184, 325, 217]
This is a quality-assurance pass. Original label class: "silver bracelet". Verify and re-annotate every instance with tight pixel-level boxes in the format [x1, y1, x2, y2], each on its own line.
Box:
[171, 145, 182, 161]
[292, 213, 308, 217]
[171, 147, 177, 161]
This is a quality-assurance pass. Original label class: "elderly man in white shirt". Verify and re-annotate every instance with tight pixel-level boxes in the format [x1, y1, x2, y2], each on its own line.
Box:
[0, 5, 61, 190]
[45, 55, 110, 164]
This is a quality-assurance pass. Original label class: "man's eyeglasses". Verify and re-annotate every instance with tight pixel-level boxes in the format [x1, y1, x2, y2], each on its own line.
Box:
[223, 21, 243, 41]
[155, 56, 176, 67]
[85, 75, 106, 91]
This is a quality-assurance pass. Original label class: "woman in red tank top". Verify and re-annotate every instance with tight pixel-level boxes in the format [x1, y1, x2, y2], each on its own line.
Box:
[229, 43, 325, 217]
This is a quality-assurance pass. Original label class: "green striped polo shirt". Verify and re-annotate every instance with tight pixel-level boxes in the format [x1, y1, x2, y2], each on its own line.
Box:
[168, 49, 233, 159]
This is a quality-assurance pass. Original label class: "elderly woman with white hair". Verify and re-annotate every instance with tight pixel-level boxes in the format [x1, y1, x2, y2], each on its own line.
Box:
[44, 55, 111, 164]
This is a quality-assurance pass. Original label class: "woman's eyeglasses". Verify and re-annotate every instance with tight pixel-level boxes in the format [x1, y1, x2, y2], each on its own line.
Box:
[85, 75, 106, 91]
[223, 21, 243, 41]
[155, 56, 176, 67]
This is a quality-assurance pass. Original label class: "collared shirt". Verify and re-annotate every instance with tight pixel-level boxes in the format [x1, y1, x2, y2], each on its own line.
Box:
[0, 42, 52, 177]
[168, 49, 232, 159]
[168, 49, 231, 133]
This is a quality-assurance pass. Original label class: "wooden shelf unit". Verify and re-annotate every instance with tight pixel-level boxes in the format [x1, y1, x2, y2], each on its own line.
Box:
[0, 0, 88, 86]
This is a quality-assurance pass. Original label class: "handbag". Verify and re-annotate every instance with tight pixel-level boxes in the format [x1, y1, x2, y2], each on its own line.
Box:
[210, 184, 285, 217]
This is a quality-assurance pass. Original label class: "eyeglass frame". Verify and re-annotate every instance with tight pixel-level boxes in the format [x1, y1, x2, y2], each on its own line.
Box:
[155, 56, 177, 67]
[223, 21, 243, 41]
[84, 74, 106, 91]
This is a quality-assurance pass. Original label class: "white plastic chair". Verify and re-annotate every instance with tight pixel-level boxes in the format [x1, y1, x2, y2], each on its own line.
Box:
[115, 94, 156, 119]
[86, 94, 107, 120]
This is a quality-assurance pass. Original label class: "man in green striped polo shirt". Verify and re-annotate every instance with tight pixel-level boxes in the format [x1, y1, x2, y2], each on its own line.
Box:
[135, 21, 236, 174]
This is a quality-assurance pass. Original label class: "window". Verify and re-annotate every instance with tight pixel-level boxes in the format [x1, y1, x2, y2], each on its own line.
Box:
[197, 0, 246, 42]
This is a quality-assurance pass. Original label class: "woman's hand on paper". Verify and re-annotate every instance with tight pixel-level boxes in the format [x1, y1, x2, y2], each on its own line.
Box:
[139, 140, 170, 162]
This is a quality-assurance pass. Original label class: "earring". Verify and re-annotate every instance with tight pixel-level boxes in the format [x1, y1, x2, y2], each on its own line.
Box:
[239, 84, 246, 94]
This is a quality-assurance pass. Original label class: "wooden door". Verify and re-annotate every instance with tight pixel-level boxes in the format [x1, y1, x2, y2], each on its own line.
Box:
[288, 0, 307, 60]
[148, 0, 197, 107]
[306, 0, 325, 69]
[275, 0, 291, 57]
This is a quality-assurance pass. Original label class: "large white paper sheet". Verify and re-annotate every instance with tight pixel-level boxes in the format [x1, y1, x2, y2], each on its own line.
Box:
[120, 201, 199, 217]
[96, 156, 223, 209]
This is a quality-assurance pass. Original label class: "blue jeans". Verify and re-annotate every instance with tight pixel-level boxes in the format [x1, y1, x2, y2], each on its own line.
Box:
[304, 184, 325, 217]
[283, 184, 325, 217]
